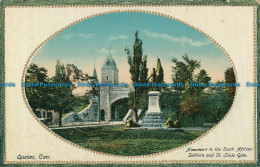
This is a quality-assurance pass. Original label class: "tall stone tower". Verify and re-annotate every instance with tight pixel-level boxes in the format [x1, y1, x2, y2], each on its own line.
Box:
[101, 53, 119, 83]
[100, 52, 119, 121]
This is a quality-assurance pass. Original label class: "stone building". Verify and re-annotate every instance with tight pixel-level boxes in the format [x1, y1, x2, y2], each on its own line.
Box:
[62, 52, 132, 124]
[99, 53, 132, 121]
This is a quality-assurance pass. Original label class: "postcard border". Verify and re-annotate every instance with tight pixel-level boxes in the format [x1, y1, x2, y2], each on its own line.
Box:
[18, 7, 238, 164]
[0, 0, 259, 167]
[0, 0, 5, 167]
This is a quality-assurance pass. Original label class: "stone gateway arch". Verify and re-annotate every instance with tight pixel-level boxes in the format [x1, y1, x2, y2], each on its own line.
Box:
[62, 53, 132, 124]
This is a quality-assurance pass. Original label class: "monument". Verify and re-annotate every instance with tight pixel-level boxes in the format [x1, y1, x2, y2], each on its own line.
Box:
[141, 91, 165, 128]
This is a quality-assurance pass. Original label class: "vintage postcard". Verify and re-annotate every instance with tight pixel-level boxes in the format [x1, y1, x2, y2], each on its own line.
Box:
[0, 0, 259, 166]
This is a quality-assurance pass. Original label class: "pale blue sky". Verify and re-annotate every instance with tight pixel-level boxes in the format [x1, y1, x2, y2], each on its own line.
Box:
[32, 12, 231, 83]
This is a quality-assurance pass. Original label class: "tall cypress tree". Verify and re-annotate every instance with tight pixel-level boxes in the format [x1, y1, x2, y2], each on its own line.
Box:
[155, 58, 164, 83]
[224, 67, 236, 99]
[125, 31, 147, 122]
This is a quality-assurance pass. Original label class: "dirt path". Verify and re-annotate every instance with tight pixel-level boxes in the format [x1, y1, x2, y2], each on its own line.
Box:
[49, 121, 124, 130]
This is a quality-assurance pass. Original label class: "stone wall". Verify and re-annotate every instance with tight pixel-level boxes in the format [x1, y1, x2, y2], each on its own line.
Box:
[62, 102, 98, 124]
[101, 69, 118, 83]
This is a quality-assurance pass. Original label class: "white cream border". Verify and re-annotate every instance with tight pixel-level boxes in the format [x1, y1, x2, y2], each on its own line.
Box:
[4, 6, 257, 164]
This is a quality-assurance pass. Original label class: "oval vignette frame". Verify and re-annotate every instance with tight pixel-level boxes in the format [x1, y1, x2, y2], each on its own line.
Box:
[20, 9, 238, 160]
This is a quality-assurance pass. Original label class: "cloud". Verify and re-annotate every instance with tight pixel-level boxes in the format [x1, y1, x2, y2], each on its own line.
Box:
[60, 33, 94, 40]
[143, 29, 211, 47]
[100, 48, 116, 54]
[109, 34, 128, 40]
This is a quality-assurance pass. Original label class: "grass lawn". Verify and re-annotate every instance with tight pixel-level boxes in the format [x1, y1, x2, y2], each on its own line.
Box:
[53, 125, 207, 156]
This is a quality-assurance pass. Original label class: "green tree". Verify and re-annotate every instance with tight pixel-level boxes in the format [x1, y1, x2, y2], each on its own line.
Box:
[172, 55, 211, 126]
[224, 67, 236, 99]
[160, 90, 181, 120]
[204, 85, 231, 123]
[155, 58, 164, 83]
[195, 69, 211, 91]
[172, 54, 200, 92]
[197, 69, 211, 83]
[25, 62, 89, 126]
[66, 63, 88, 82]
[25, 63, 49, 111]
[52, 61, 90, 126]
[138, 55, 149, 113]
[180, 93, 204, 127]
[52, 60, 75, 126]
[125, 31, 148, 122]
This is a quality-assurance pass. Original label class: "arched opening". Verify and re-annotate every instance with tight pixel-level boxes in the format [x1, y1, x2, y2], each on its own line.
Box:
[110, 98, 129, 121]
[100, 109, 105, 121]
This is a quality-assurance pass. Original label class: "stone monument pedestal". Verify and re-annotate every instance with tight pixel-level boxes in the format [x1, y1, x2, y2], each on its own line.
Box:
[141, 91, 165, 128]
